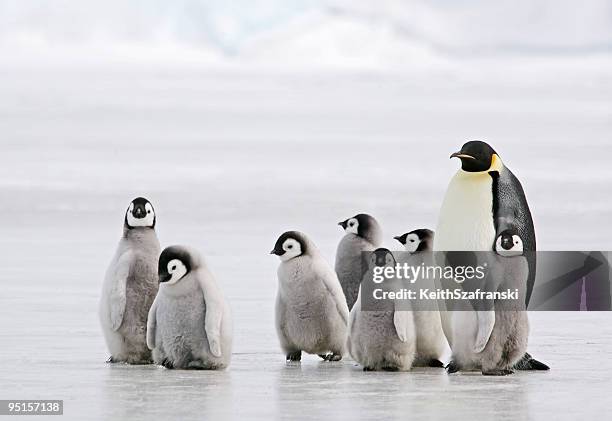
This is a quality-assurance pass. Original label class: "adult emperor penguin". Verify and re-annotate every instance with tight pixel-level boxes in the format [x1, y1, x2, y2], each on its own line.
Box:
[99, 197, 161, 364]
[394, 229, 447, 367]
[272, 231, 349, 362]
[335, 214, 383, 310]
[348, 248, 416, 371]
[434, 140, 548, 373]
[146, 246, 232, 370]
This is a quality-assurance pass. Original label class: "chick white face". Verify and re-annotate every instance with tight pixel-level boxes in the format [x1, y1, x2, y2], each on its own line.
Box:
[345, 218, 359, 235]
[495, 232, 523, 257]
[403, 233, 421, 252]
[126, 200, 155, 228]
[163, 259, 188, 285]
[278, 238, 302, 261]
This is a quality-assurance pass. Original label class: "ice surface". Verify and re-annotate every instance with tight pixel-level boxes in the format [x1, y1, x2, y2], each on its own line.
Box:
[0, 67, 611, 420]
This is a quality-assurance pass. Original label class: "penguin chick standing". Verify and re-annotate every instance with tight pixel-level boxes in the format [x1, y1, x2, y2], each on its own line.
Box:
[146, 246, 232, 370]
[394, 229, 447, 368]
[272, 231, 349, 362]
[335, 214, 383, 310]
[99, 197, 161, 364]
[348, 248, 416, 371]
[447, 230, 530, 375]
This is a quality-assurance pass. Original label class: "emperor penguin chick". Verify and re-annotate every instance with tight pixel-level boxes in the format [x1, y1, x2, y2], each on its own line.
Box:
[394, 229, 447, 368]
[147, 246, 232, 370]
[348, 248, 416, 371]
[99, 197, 161, 364]
[335, 213, 383, 310]
[272, 231, 349, 362]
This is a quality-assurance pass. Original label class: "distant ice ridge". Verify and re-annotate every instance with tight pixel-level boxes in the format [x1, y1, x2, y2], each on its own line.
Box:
[0, 0, 611, 71]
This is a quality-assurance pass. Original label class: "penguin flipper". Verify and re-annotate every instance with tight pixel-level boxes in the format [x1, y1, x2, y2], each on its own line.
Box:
[109, 251, 132, 331]
[393, 310, 413, 343]
[146, 298, 158, 350]
[474, 310, 495, 353]
[320, 265, 350, 326]
[199, 268, 224, 358]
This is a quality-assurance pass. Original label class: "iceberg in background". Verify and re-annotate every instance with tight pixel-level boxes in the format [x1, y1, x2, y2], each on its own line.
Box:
[0, 0, 611, 71]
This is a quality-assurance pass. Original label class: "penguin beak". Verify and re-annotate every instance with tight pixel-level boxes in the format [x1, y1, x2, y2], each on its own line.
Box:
[393, 235, 402, 242]
[450, 152, 476, 160]
[270, 246, 285, 256]
[338, 221, 348, 229]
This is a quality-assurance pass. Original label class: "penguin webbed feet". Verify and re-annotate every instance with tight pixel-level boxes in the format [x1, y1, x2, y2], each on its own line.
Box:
[318, 352, 342, 362]
[106, 356, 116, 364]
[445, 360, 460, 374]
[161, 358, 175, 369]
[513, 352, 550, 371]
[286, 351, 302, 362]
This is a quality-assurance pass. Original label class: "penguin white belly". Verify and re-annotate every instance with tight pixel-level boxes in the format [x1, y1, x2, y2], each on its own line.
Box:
[450, 311, 481, 369]
[434, 171, 496, 367]
[434, 171, 496, 252]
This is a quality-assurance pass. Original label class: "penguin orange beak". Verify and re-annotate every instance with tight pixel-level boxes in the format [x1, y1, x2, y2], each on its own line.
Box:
[450, 152, 476, 160]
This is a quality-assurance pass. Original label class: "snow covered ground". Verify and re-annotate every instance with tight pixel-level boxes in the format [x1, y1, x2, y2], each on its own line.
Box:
[0, 66, 611, 420]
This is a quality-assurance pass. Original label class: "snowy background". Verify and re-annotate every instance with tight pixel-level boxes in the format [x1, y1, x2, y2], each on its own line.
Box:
[0, 1, 611, 420]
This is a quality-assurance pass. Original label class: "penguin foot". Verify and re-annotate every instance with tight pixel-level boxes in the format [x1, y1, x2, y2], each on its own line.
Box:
[106, 356, 116, 364]
[428, 359, 445, 368]
[161, 358, 174, 369]
[187, 360, 206, 370]
[446, 360, 460, 374]
[482, 368, 514, 376]
[513, 353, 550, 371]
[319, 353, 342, 362]
[286, 351, 302, 362]
[381, 366, 400, 372]
[363, 366, 375, 372]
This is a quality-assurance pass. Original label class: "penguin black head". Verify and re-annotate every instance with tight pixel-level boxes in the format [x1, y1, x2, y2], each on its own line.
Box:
[495, 229, 524, 257]
[450, 141, 499, 173]
[158, 245, 196, 284]
[271, 231, 309, 262]
[125, 197, 156, 229]
[338, 213, 382, 245]
[394, 229, 434, 253]
[370, 248, 396, 268]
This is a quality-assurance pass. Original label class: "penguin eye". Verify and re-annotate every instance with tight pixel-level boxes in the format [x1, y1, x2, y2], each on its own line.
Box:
[409, 239, 415, 243]
[147, 210, 151, 214]
[287, 244, 293, 249]
[171, 265, 176, 271]
[349, 222, 354, 227]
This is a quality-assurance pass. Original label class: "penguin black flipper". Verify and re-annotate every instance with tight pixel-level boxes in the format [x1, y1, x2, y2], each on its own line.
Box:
[489, 168, 536, 307]
[490, 170, 550, 371]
